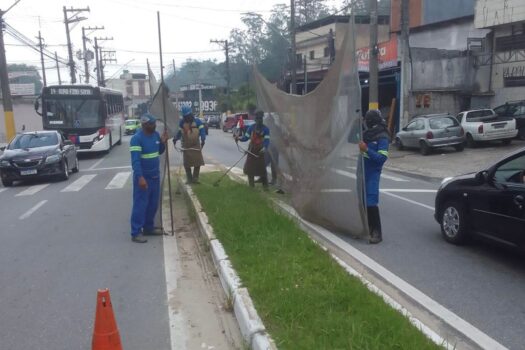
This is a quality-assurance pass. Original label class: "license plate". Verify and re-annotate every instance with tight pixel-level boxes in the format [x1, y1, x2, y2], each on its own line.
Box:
[20, 169, 37, 176]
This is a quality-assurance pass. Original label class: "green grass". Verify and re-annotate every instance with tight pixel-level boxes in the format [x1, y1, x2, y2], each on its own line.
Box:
[192, 173, 442, 350]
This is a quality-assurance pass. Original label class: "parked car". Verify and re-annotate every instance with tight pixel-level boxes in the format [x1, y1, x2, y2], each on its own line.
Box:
[395, 114, 465, 155]
[435, 147, 525, 248]
[124, 119, 141, 135]
[223, 113, 249, 133]
[206, 115, 221, 129]
[456, 109, 517, 147]
[0, 131, 78, 187]
[494, 100, 525, 140]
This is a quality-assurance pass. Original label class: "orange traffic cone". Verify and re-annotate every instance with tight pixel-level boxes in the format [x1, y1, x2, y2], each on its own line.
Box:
[92, 289, 123, 350]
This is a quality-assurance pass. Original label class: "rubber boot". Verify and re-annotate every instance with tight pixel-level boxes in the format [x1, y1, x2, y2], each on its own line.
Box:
[248, 176, 255, 187]
[261, 174, 269, 191]
[192, 167, 201, 184]
[184, 166, 193, 184]
[368, 206, 383, 244]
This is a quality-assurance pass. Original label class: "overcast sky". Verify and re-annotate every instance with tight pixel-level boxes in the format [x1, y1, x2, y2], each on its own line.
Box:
[2, 0, 342, 86]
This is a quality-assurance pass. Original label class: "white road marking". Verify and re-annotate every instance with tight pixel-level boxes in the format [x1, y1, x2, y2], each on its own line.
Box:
[347, 166, 408, 182]
[82, 165, 132, 172]
[276, 201, 508, 350]
[330, 168, 357, 179]
[382, 189, 437, 193]
[380, 190, 435, 211]
[105, 172, 131, 189]
[320, 189, 352, 193]
[88, 158, 105, 170]
[61, 174, 97, 192]
[16, 184, 49, 196]
[0, 188, 8, 194]
[19, 200, 47, 220]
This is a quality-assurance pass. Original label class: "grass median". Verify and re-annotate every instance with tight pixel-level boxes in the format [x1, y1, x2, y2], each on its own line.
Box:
[191, 172, 441, 349]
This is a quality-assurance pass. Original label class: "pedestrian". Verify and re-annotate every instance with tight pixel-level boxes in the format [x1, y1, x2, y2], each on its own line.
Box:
[359, 109, 390, 244]
[129, 113, 169, 243]
[236, 110, 270, 189]
[173, 105, 206, 184]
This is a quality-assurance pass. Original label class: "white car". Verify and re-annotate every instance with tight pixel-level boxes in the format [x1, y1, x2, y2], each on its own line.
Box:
[456, 109, 517, 147]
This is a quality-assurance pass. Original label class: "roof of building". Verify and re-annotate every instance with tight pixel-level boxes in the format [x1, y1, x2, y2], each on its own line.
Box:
[393, 15, 474, 33]
[295, 14, 390, 33]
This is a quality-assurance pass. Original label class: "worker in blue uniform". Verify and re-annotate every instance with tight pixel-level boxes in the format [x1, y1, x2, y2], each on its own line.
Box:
[129, 113, 168, 243]
[173, 106, 206, 184]
[359, 109, 390, 244]
[235, 111, 270, 189]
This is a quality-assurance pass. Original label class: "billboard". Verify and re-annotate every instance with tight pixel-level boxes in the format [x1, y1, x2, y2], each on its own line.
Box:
[475, 0, 525, 28]
[357, 38, 398, 72]
[10, 84, 35, 96]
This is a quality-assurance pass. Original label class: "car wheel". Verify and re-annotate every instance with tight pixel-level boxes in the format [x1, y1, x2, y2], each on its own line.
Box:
[419, 141, 430, 155]
[501, 138, 511, 145]
[60, 160, 69, 181]
[440, 201, 469, 244]
[71, 155, 79, 173]
[1, 178, 13, 187]
[466, 134, 476, 148]
[454, 144, 464, 152]
[222, 127, 227, 132]
[395, 137, 404, 150]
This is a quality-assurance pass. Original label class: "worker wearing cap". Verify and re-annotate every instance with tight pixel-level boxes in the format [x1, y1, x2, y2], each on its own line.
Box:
[173, 105, 206, 184]
[129, 113, 168, 243]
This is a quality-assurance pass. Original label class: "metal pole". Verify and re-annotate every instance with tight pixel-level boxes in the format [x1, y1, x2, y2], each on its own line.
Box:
[38, 31, 47, 87]
[63, 6, 76, 84]
[303, 55, 307, 94]
[157, 11, 175, 236]
[198, 84, 203, 118]
[290, 0, 297, 94]
[399, 0, 410, 127]
[55, 51, 62, 85]
[99, 46, 105, 87]
[172, 59, 178, 108]
[82, 27, 89, 83]
[225, 41, 230, 104]
[0, 11, 15, 141]
[94, 37, 100, 86]
[368, 0, 379, 110]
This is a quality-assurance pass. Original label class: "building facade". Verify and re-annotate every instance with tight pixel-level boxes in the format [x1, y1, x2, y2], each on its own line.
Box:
[106, 70, 151, 118]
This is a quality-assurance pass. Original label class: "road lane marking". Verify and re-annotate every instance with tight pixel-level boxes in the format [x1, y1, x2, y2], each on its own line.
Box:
[16, 184, 49, 196]
[380, 190, 435, 211]
[320, 189, 352, 193]
[105, 172, 131, 189]
[82, 166, 132, 172]
[381, 189, 437, 193]
[331, 168, 357, 179]
[347, 166, 408, 182]
[61, 174, 97, 192]
[88, 158, 105, 170]
[19, 200, 47, 220]
[0, 188, 7, 194]
[276, 201, 507, 350]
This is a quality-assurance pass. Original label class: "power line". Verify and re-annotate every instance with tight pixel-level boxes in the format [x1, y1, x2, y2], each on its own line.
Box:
[114, 48, 223, 55]
[118, 0, 272, 13]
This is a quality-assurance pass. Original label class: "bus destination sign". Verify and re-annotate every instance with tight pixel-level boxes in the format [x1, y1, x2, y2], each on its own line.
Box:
[49, 87, 93, 96]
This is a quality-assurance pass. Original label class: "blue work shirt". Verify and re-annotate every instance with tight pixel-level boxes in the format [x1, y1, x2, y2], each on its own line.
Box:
[363, 137, 389, 206]
[130, 129, 165, 178]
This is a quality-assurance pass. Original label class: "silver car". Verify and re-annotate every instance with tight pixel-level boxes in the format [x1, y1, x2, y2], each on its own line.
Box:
[395, 114, 465, 155]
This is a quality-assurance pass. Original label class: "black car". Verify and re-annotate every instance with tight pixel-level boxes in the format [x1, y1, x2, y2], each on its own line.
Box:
[435, 147, 525, 248]
[494, 100, 525, 140]
[206, 115, 221, 129]
[0, 131, 78, 187]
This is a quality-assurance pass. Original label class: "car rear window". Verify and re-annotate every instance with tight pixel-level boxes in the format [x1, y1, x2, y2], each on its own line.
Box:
[429, 117, 458, 129]
[466, 110, 495, 121]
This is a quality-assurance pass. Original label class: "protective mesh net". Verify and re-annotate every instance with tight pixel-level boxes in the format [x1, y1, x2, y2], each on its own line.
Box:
[253, 17, 367, 237]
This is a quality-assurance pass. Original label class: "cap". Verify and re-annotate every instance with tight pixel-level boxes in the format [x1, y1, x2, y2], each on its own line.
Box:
[140, 113, 157, 124]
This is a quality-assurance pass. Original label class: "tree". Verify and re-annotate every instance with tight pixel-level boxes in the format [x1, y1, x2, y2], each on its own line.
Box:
[295, 0, 330, 26]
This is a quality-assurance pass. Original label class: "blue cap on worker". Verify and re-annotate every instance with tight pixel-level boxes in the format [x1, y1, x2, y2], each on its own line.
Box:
[180, 105, 192, 117]
[140, 113, 156, 124]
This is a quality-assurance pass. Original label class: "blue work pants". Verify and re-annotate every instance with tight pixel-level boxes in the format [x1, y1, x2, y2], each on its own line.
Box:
[130, 175, 160, 236]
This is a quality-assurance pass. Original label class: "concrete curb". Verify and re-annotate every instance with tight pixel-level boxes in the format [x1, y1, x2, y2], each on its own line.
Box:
[183, 184, 278, 350]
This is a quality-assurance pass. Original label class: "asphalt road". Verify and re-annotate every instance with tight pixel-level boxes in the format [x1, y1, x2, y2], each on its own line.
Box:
[0, 136, 170, 350]
[204, 128, 525, 350]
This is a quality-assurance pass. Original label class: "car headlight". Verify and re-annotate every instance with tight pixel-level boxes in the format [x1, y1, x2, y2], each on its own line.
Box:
[0, 160, 10, 167]
[45, 154, 61, 163]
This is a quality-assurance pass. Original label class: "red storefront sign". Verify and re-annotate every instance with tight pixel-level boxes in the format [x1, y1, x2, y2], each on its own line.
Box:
[357, 38, 398, 72]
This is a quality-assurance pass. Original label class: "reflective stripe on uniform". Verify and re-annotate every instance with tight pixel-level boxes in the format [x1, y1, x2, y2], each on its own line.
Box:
[378, 150, 389, 157]
[362, 152, 369, 158]
[130, 146, 142, 152]
[198, 124, 204, 129]
[141, 152, 159, 159]
[264, 135, 270, 139]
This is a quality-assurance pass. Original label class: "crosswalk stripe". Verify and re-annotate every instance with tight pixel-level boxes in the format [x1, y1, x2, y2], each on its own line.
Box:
[0, 188, 7, 194]
[105, 172, 131, 189]
[16, 184, 49, 196]
[61, 174, 97, 192]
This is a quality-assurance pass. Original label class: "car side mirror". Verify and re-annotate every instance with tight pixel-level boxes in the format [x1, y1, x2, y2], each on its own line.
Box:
[34, 96, 42, 116]
[475, 171, 487, 183]
[0, 146, 6, 151]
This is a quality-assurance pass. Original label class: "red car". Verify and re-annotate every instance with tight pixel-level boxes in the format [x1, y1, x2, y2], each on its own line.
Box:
[222, 113, 250, 133]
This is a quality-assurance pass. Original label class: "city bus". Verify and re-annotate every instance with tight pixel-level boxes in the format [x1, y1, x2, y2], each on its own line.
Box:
[35, 85, 124, 153]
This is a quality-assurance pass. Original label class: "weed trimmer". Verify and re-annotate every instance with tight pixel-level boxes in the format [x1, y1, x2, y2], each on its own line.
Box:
[213, 152, 247, 187]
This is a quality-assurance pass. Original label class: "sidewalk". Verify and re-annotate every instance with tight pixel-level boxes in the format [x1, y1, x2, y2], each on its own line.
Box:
[385, 140, 525, 180]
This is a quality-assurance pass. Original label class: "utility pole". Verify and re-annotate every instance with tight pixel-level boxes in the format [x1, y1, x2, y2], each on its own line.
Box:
[210, 39, 230, 106]
[94, 37, 100, 85]
[55, 52, 62, 85]
[303, 55, 307, 95]
[37, 31, 47, 87]
[0, 0, 22, 142]
[172, 59, 178, 109]
[399, 0, 410, 128]
[368, 0, 379, 111]
[82, 26, 103, 84]
[94, 37, 114, 87]
[290, 0, 297, 94]
[63, 6, 89, 84]
[100, 49, 116, 87]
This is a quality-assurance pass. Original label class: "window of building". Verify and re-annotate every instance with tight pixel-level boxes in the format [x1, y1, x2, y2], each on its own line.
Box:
[495, 33, 525, 51]
[309, 50, 315, 60]
[324, 47, 330, 57]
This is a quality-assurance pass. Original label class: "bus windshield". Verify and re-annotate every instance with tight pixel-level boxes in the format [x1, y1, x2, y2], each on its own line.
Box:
[44, 99, 101, 128]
